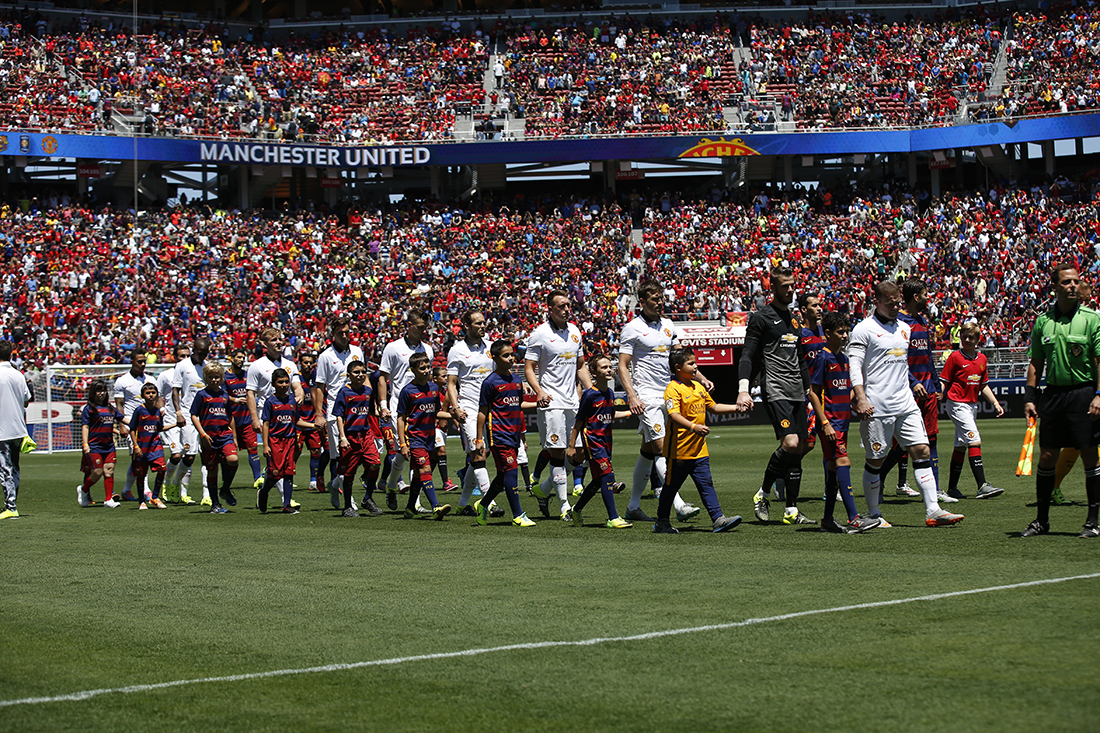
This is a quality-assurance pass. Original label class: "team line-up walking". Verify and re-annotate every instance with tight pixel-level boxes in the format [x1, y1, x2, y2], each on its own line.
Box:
[31, 267, 1098, 538]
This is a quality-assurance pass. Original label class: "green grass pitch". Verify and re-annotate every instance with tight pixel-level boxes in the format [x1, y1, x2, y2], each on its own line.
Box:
[2, 420, 1098, 732]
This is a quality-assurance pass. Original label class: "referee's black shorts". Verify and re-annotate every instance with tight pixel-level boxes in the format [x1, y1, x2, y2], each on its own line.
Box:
[1037, 384, 1100, 450]
[763, 398, 808, 442]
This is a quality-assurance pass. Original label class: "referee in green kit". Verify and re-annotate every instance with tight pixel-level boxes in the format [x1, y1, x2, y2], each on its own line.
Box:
[1022, 262, 1100, 538]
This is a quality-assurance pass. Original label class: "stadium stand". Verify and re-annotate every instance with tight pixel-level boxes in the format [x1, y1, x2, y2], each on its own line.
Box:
[2, 176, 1098, 373]
[0, 5, 1097, 141]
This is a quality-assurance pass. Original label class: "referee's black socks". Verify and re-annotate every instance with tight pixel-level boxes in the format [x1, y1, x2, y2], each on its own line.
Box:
[1085, 465, 1100, 525]
[1035, 467, 1056, 524]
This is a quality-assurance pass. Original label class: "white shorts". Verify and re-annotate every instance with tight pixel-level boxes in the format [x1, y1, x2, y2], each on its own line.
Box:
[518, 438, 528, 464]
[435, 428, 446, 450]
[636, 392, 667, 444]
[458, 408, 485, 454]
[327, 419, 342, 459]
[860, 410, 928, 460]
[180, 423, 200, 456]
[947, 400, 981, 447]
[537, 408, 577, 450]
[163, 426, 182, 455]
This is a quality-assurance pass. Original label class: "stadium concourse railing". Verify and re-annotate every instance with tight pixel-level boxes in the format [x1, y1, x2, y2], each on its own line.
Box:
[24, 349, 1031, 454]
[5, 107, 1100, 145]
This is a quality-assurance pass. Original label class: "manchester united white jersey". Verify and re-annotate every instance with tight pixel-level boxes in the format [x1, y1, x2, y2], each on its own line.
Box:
[315, 344, 364, 417]
[619, 315, 678, 399]
[246, 355, 301, 414]
[157, 369, 177, 422]
[849, 314, 918, 417]
[447, 338, 493, 408]
[113, 370, 156, 420]
[380, 337, 434, 408]
[172, 358, 208, 413]
[525, 320, 584, 410]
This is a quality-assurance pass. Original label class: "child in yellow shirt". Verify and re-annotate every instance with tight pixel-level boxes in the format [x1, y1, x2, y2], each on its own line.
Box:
[655, 348, 745, 534]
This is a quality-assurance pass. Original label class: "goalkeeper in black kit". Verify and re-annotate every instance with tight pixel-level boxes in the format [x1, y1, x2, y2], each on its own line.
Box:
[736, 266, 816, 525]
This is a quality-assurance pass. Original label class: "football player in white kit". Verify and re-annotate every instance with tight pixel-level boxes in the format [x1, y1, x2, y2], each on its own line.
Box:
[158, 344, 189, 502]
[379, 309, 434, 506]
[113, 351, 156, 501]
[446, 309, 501, 516]
[312, 315, 364, 507]
[618, 280, 704, 523]
[524, 289, 592, 520]
[246, 327, 304, 508]
[849, 281, 964, 528]
[170, 337, 211, 504]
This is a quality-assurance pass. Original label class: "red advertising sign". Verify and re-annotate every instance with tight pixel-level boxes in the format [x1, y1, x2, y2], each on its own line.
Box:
[692, 347, 735, 366]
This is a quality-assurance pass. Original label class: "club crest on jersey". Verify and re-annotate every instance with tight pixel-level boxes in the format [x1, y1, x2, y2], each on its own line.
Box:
[1071, 344, 1084, 357]
[664, 328, 672, 337]
[872, 442, 883, 452]
[571, 334, 579, 343]
[780, 419, 791, 428]
[792, 318, 800, 329]
[550, 434, 559, 443]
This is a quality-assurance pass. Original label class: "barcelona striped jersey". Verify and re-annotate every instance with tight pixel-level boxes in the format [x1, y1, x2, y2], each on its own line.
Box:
[800, 323, 826, 369]
[810, 347, 851, 432]
[262, 391, 301, 439]
[82, 404, 123, 451]
[298, 369, 318, 424]
[333, 384, 373, 434]
[398, 380, 443, 450]
[899, 310, 938, 392]
[576, 386, 616, 459]
[479, 371, 526, 449]
[189, 388, 234, 447]
[224, 367, 251, 426]
[128, 405, 164, 458]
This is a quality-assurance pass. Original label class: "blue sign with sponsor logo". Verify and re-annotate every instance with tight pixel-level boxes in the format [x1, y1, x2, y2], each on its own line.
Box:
[2, 113, 1098, 167]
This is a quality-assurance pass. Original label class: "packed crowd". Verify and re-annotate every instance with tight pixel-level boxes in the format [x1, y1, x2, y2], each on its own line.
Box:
[636, 176, 1100, 350]
[969, 6, 1100, 123]
[1, 6, 1097, 141]
[496, 15, 732, 137]
[747, 8, 1003, 129]
[2, 175, 1098, 371]
[0, 191, 636, 369]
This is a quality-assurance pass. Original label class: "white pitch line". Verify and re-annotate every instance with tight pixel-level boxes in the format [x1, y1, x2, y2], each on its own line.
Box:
[3, 572, 1097, 709]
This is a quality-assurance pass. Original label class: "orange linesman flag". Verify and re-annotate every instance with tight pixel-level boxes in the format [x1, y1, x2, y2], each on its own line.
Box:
[1016, 416, 1037, 476]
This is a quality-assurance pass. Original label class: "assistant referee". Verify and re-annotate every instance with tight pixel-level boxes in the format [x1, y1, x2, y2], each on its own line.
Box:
[1022, 263, 1100, 539]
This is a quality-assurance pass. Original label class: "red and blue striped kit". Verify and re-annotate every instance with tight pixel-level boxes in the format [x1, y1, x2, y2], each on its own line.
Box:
[810, 348, 851, 432]
[128, 405, 164, 455]
[899, 310, 939, 392]
[333, 384, 373, 434]
[479, 371, 526, 449]
[224, 367, 252, 427]
[398, 381, 442, 450]
[576, 386, 615, 459]
[298, 369, 318, 424]
[190, 388, 234, 446]
[82, 404, 122, 451]
[800, 323, 826, 369]
[262, 392, 300, 439]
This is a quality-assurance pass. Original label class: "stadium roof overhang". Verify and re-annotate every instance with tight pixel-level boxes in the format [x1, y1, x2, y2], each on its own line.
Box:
[4, 113, 1098, 168]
